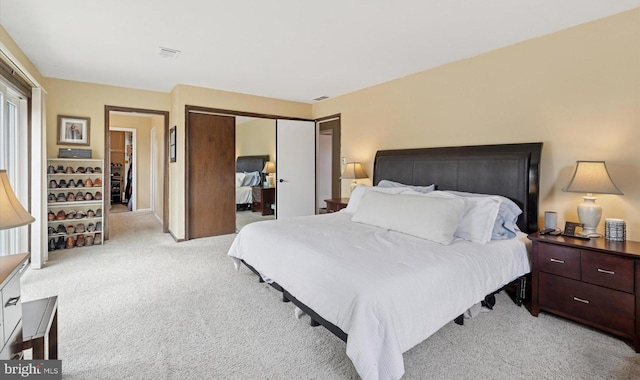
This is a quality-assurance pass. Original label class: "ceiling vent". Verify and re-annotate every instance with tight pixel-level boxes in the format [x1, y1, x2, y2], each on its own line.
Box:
[158, 47, 181, 59]
[313, 96, 329, 101]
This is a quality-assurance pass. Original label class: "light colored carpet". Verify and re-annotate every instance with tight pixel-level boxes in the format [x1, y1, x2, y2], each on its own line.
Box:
[236, 210, 274, 231]
[21, 211, 640, 379]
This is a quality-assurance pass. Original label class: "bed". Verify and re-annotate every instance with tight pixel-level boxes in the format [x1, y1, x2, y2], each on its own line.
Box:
[228, 143, 542, 380]
[235, 155, 269, 210]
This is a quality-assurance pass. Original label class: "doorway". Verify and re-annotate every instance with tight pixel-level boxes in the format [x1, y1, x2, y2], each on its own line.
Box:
[109, 129, 135, 213]
[104, 106, 169, 240]
[317, 115, 341, 211]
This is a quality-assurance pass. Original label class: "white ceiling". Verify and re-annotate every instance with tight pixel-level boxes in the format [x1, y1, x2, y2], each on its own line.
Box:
[1, 1, 637, 103]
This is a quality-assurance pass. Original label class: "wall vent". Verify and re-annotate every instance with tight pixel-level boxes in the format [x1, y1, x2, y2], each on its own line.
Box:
[313, 96, 329, 101]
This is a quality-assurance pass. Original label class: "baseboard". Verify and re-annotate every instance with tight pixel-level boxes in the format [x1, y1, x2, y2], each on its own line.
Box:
[133, 208, 152, 213]
[168, 229, 184, 242]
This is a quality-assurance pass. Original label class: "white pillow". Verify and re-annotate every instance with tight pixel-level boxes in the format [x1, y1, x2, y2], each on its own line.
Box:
[344, 184, 406, 213]
[402, 190, 500, 244]
[351, 191, 466, 245]
[377, 180, 435, 193]
[235, 172, 246, 188]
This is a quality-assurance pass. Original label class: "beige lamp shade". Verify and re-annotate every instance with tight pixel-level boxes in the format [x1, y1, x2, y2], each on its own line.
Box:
[340, 162, 368, 180]
[262, 161, 276, 174]
[563, 161, 623, 195]
[0, 169, 35, 230]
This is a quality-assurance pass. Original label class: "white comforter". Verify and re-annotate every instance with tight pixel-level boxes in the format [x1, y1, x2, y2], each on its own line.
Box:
[228, 211, 530, 380]
[236, 185, 252, 204]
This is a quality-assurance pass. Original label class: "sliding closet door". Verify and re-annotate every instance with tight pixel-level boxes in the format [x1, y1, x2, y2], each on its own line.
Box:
[276, 120, 316, 218]
[187, 112, 236, 239]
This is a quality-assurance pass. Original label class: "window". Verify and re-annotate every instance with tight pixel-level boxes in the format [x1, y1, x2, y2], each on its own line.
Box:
[0, 79, 29, 256]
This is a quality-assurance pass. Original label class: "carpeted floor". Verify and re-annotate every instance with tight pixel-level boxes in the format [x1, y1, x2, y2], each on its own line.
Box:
[21, 211, 640, 379]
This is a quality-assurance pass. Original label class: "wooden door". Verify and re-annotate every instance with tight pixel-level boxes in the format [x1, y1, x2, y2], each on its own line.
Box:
[187, 112, 236, 239]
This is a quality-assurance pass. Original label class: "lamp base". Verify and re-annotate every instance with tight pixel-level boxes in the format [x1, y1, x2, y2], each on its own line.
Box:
[577, 196, 602, 238]
[350, 180, 358, 194]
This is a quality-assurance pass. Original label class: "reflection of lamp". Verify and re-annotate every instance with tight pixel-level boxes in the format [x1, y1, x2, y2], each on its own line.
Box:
[0, 169, 35, 230]
[341, 162, 368, 193]
[562, 161, 623, 237]
[262, 161, 276, 188]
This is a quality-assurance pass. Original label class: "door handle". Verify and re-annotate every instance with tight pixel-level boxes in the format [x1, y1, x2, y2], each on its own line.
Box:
[279, 179, 287, 183]
[5, 296, 20, 307]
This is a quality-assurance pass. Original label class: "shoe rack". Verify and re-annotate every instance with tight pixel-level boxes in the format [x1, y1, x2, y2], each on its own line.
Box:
[46, 158, 104, 251]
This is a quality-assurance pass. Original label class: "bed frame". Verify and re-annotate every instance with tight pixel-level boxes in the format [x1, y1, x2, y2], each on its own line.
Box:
[236, 155, 269, 210]
[243, 142, 542, 342]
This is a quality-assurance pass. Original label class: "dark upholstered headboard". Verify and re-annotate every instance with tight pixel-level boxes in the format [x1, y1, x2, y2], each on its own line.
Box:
[236, 155, 269, 173]
[373, 143, 542, 233]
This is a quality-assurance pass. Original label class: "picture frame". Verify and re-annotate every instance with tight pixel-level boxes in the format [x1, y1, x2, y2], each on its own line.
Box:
[57, 115, 90, 146]
[169, 126, 176, 163]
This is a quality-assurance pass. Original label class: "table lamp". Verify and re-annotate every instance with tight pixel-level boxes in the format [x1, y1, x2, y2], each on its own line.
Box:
[0, 169, 35, 231]
[562, 161, 623, 237]
[262, 161, 276, 188]
[341, 162, 368, 193]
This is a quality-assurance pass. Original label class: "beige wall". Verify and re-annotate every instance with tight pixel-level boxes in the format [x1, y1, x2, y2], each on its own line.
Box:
[44, 78, 170, 159]
[168, 84, 311, 239]
[151, 115, 164, 221]
[0, 25, 44, 85]
[236, 118, 276, 161]
[313, 9, 640, 240]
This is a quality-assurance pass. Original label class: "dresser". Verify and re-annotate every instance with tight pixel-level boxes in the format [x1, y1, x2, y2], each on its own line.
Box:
[251, 186, 275, 216]
[0, 253, 30, 359]
[529, 233, 640, 352]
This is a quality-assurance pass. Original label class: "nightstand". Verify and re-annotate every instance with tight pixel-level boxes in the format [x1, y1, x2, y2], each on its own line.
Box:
[325, 198, 349, 213]
[528, 232, 640, 352]
[251, 186, 275, 216]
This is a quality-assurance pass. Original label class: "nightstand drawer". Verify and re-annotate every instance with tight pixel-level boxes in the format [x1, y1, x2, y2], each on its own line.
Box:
[539, 272, 635, 336]
[581, 251, 634, 293]
[538, 244, 580, 280]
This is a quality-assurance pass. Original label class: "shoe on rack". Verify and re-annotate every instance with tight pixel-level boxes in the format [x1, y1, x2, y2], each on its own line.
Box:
[96, 221, 102, 231]
[65, 236, 75, 249]
[94, 167, 102, 173]
[86, 167, 94, 174]
[66, 192, 75, 202]
[85, 235, 94, 246]
[55, 236, 65, 250]
[75, 211, 86, 219]
[57, 193, 67, 202]
[65, 166, 74, 174]
[84, 192, 94, 201]
[49, 179, 58, 189]
[85, 178, 93, 187]
[48, 211, 56, 221]
[95, 208, 102, 217]
[87, 209, 95, 218]
[75, 234, 85, 247]
[94, 178, 102, 187]
[76, 179, 84, 188]
[77, 167, 86, 174]
[76, 223, 86, 233]
[47, 165, 56, 174]
[94, 233, 102, 245]
[56, 210, 66, 220]
[55, 165, 65, 173]
[59, 179, 68, 188]
[48, 193, 57, 203]
[68, 179, 76, 188]
[66, 225, 75, 234]
[95, 191, 102, 200]
[56, 224, 66, 234]
[66, 210, 76, 219]
[75, 191, 84, 200]
[87, 223, 95, 232]
[48, 238, 56, 251]
[48, 227, 56, 235]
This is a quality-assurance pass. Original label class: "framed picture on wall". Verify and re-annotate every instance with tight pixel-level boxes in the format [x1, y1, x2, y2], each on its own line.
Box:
[57, 115, 90, 146]
[170, 126, 176, 163]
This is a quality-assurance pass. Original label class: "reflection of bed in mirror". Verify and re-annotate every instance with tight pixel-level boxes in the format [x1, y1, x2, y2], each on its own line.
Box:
[235, 155, 269, 210]
[229, 143, 542, 380]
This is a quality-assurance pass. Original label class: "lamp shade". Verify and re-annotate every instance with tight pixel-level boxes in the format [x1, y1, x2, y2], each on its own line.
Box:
[0, 169, 35, 230]
[340, 162, 368, 180]
[563, 161, 623, 195]
[262, 161, 276, 174]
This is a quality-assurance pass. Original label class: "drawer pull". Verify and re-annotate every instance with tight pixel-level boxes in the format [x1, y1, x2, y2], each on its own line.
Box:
[549, 258, 565, 264]
[597, 268, 615, 275]
[573, 297, 590, 304]
[5, 296, 20, 307]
